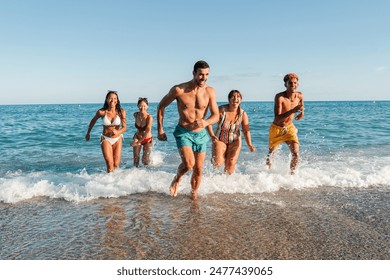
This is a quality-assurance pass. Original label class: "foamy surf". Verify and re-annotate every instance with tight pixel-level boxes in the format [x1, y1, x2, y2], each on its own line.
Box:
[1, 155, 389, 204]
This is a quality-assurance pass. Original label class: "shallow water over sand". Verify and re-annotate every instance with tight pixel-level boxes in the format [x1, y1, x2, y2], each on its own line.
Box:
[1, 186, 388, 260]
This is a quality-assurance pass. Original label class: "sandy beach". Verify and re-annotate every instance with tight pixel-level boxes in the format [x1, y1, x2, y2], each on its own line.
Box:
[1, 186, 388, 260]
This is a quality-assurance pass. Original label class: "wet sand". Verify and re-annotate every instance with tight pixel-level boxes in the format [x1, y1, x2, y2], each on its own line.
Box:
[0, 186, 388, 260]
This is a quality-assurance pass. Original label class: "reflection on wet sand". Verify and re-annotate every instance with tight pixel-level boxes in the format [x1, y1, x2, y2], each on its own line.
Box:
[99, 196, 163, 259]
[1, 187, 387, 259]
[95, 188, 389, 260]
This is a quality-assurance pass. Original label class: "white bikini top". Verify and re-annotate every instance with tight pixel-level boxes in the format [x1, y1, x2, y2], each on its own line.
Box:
[102, 112, 121, 126]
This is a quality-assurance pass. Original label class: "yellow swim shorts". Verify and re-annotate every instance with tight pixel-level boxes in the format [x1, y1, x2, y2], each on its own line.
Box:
[268, 123, 299, 149]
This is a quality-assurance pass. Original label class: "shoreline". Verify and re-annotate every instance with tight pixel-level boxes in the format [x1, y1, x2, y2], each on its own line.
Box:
[1, 186, 388, 260]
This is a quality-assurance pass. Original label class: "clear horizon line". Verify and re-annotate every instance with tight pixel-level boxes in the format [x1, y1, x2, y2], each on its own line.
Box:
[1, 99, 389, 106]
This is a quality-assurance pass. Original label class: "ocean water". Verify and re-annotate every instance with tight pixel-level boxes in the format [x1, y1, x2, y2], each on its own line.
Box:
[1, 101, 389, 202]
[1, 101, 389, 259]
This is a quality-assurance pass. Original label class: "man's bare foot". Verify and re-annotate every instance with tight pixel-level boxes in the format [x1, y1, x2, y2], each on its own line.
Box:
[169, 176, 179, 197]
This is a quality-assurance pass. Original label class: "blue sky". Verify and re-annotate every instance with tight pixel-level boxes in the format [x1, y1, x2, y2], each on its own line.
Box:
[1, 0, 389, 104]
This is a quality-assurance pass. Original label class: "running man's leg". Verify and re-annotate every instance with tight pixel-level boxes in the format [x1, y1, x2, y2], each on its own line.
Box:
[286, 141, 299, 174]
[191, 151, 206, 200]
[266, 147, 276, 169]
[170, 146, 195, 197]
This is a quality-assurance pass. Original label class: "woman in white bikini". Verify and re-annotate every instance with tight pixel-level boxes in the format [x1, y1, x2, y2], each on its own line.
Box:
[207, 90, 256, 174]
[130, 97, 153, 167]
[85, 90, 127, 172]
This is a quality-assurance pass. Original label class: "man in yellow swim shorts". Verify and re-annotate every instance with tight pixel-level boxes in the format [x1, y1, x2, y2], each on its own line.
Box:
[266, 73, 305, 174]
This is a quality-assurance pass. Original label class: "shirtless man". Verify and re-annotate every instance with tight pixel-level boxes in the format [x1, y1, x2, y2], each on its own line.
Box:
[266, 73, 305, 174]
[157, 60, 219, 200]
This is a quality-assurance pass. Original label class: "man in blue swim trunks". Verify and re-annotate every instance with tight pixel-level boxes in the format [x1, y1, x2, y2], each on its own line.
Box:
[157, 60, 219, 200]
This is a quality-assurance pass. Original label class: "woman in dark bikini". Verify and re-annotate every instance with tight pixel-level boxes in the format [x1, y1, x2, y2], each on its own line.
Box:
[130, 97, 153, 167]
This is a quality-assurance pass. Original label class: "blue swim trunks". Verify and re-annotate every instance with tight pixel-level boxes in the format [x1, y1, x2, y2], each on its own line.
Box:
[173, 125, 209, 153]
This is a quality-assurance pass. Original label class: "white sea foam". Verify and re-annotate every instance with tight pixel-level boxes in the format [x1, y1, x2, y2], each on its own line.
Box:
[1, 154, 389, 204]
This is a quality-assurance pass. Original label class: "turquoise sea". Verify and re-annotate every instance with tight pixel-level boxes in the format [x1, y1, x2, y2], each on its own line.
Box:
[0, 101, 389, 259]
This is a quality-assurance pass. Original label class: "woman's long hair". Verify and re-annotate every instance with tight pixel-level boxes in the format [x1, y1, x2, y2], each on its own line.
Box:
[102, 90, 123, 117]
[228, 89, 242, 122]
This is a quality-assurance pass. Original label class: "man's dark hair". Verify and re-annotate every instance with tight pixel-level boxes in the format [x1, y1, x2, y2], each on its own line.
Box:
[193, 60, 210, 73]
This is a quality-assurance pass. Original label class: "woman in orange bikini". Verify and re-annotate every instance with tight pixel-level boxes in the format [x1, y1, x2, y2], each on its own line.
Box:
[85, 90, 127, 172]
[130, 97, 153, 167]
[207, 90, 256, 174]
